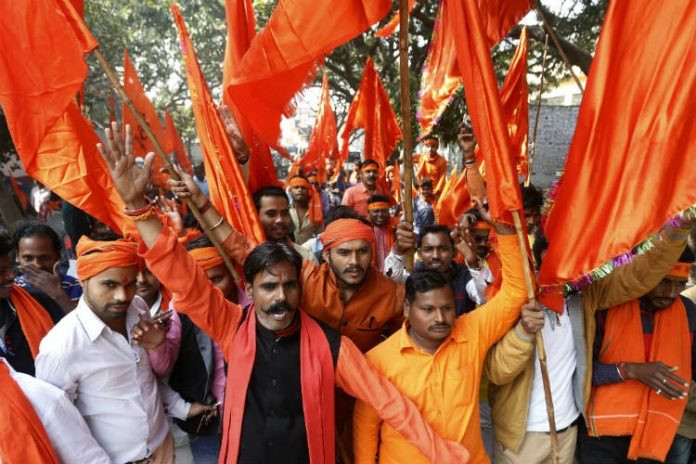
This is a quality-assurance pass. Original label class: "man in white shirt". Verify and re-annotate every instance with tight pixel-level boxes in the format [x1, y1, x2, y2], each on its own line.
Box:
[36, 236, 212, 464]
[2, 358, 111, 463]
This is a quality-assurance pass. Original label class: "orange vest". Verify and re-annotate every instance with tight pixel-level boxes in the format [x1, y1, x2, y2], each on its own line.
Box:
[587, 298, 691, 461]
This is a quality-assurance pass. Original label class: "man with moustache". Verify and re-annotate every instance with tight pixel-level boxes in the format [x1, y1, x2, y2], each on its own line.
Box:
[0, 229, 63, 375]
[367, 194, 394, 273]
[353, 222, 528, 464]
[98, 122, 470, 464]
[35, 235, 214, 464]
[342, 159, 388, 218]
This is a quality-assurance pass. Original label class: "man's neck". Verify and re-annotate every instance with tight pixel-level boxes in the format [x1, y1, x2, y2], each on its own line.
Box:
[362, 182, 376, 193]
[407, 326, 442, 355]
[336, 275, 367, 304]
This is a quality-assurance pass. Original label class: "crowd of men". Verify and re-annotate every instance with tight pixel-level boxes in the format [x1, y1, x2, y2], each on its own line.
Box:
[1, 119, 695, 464]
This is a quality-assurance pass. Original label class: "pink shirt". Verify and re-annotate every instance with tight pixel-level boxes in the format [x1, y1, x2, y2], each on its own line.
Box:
[147, 288, 252, 403]
[342, 183, 376, 218]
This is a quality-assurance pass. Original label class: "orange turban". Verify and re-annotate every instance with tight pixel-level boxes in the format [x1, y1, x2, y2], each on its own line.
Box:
[189, 247, 225, 271]
[76, 237, 142, 281]
[288, 177, 311, 189]
[320, 218, 375, 250]
[289, 176, 323, 226]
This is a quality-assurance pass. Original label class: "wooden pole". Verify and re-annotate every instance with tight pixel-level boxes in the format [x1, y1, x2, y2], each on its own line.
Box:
[92, 48, 240, 280]
[511, 210, 559, 464]
[525, 34, 549, 187]
[398, 0, 415, 271]
[534, 0, 584, 94]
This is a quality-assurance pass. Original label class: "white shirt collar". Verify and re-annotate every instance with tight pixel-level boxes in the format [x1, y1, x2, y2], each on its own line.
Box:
[149, 291, 163, 317]
[75, 297, 142, 343]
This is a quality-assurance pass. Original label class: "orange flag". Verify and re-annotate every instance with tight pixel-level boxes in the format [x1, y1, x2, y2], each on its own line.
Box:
[499, 26, 529, 178]
[391, 160, 402, 205]
[539, 0, 696, 290]
[417, 0, 531, 136]
[172, 4, 265, 244]
[122, 50, 168, 187]
[340, 57, 402, 169]
[164, 111, 192, 175]
[0, 0, 131, 236]
[299, 74, 338, 180]
[375, 0, 416, 38]
[221, 0, 280, 193]
[448, 0, 522, 221]
[225, 0, 391, 146]
[436, 170, 471, 227]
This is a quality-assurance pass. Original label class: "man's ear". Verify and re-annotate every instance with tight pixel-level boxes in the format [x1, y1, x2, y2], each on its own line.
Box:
[244, 282, 253, 300]
[403, 300, 410, 318]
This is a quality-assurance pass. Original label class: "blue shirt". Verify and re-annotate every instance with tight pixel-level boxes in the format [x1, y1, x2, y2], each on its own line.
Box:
[413, 195, 435, 235]
[16, 272, 82, 302]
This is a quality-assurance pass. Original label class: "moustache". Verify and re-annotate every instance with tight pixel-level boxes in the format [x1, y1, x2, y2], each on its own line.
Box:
[429, 323, 451, 331]
[344, 266, 365, 275]
[265, 301, 292, 315]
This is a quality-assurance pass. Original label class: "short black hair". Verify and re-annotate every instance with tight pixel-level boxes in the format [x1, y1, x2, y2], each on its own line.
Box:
[323, 205, 368, 227]
[359, 159, 379, 170]
[185, 235, 213, 251]
[521, 183, 544, 212]
[423, 134, 439, 142]
[417, 224, 453, 249]
[367, 194, 391, 205]
[243, 241, 303, 283]
[420, 178, 434, 188]
[252, 186, 289, 211]
[13, 221, 61, 253]
[405, 269, 452, 303]
[0, 228, 12, 257]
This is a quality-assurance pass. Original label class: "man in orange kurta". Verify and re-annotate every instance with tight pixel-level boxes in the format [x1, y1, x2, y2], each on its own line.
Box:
[97, 124, 471, 464]
[417, 135, 448, 195]
[353, 225, 527, 464]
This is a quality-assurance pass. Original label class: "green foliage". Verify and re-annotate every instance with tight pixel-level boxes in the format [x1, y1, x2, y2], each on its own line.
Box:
[81, 0, 606, 149]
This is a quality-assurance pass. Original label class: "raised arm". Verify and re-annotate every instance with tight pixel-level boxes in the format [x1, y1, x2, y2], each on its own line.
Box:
[97, 122, 243, 353]
[335, 337, 470, 463]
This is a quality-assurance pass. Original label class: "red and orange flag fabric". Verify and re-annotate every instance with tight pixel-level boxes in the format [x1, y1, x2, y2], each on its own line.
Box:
[122, 50, 168, 187]
[164, 111, 192, 175]
[221, 0, 281, 193]
[391, 160, 402, 206]
[0, 0, 131, 236]
[172, 4, 265, 244]
[448, 0, 523, 221]
[225, 0, 391, 146]
[417, 0, 531, 136]
[539, 0, 696, 288]
[499, 26, 529, 178]
[340, 57, 402, 169]
[299, 74, 339, 183]
[436, 170, 471, 227]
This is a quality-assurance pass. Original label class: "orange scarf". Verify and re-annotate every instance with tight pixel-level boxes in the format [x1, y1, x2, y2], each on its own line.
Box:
[9, 286, 55, 358]
[587, 298, 691, 461]
[0, 362, 60, 463]
[220, 308, 335, 463]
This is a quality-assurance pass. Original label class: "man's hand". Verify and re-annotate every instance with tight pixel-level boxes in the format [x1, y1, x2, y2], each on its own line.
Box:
[157, 197, 183, 236]
[451, 225, 479, 268]
[519, 300, 544, 334]
[167, 165, 207, 209]
[187, 402, 218, 419]
[19, 262, 76, 311]
[393, 221, 416, 255]
[97, 123, 154, 209]
[623, 361, 689, 400]
[130, 315, 167, 351]
[458, 122, 477, 160]
[219, 104, 250, 165]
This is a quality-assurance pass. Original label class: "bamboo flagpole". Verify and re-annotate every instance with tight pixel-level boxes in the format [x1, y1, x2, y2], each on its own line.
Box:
[534, 0, 584, 94]
[92, 49, 240, 281]
[398, 0, 415, 271]
[511, 210, 559, 463]
[526, 33, 549, 187]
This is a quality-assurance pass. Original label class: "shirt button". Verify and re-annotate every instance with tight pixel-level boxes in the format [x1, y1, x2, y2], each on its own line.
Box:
[272, 348, 279, 354]
[271, 379, 277, 386]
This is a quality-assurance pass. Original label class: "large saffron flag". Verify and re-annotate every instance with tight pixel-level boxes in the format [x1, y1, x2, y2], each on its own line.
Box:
[340, 57, 402, 169]
[172, 4, 265, 244]
[448, 0, 522, 220]
[164, 111, 192, 175]
[539, 1, 696, 288]
[122, 50, 168, 186]
[418, 0, 531, 136]
[225, 0, 391, 146]
[0, 0, 131, 235]
[436, 170, 471, 227]
[221, 0, 280, 193]
[499, 26, 529, 178]
[299, 74, 338, 180]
